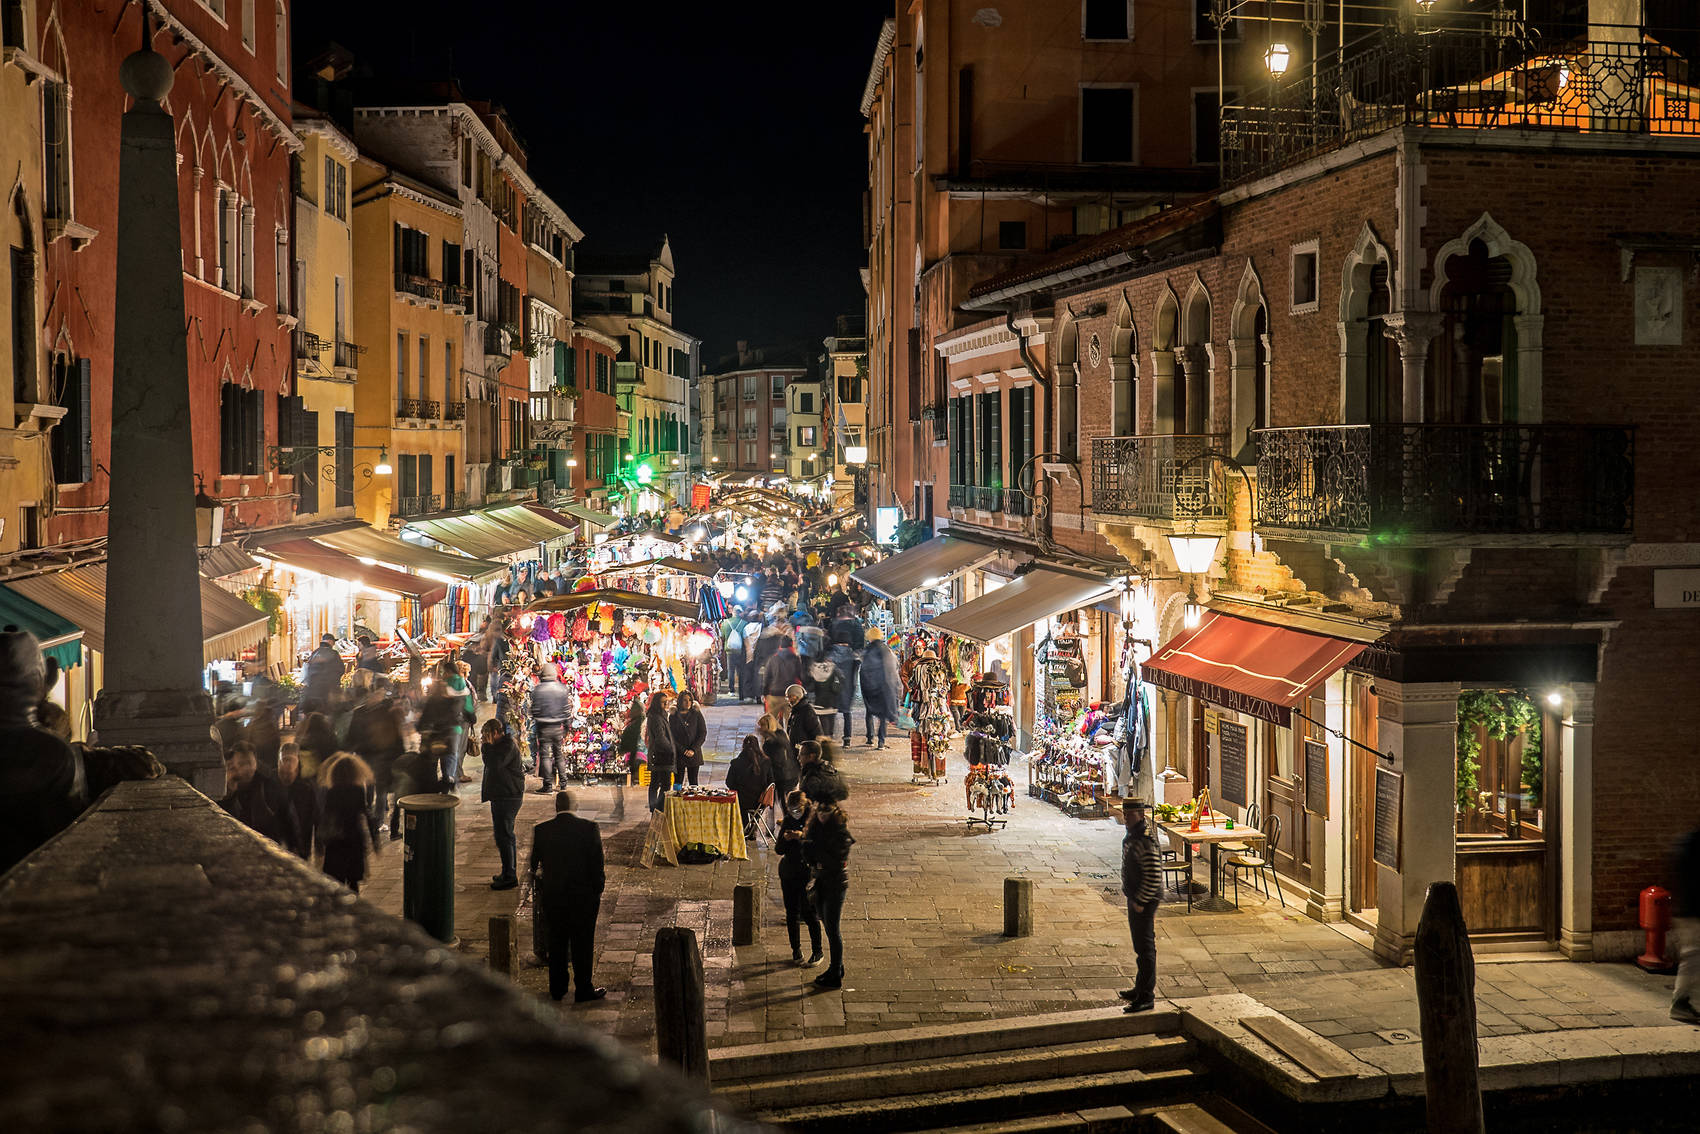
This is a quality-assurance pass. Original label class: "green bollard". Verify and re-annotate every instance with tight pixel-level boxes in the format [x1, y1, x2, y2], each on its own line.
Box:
[400, 793, 461, 944]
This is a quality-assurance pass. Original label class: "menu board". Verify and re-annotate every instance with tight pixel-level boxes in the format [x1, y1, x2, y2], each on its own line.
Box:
[1217, 720, 1248, 808]
[1303, 738, 1329, 818]
[1373, 766, 1403, 870]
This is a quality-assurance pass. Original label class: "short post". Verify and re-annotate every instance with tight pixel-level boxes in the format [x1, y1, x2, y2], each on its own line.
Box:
[653, 927, 710, 1082]
[1415, 881, 1484, 1134]
[1003, 876, 1033, 938]
[488, 914, 515, 975]
[731, 881, 756, 946]
[400, 793, 461, 944]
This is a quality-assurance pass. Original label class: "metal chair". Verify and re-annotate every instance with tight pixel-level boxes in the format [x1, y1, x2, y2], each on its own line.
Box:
[1159, 853, 1194, 912]
[1226, 812, 1285, 909]
[751, 783, 779, 847]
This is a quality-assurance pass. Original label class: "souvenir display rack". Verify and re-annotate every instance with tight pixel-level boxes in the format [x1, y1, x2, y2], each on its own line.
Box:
[1027, 720, 1110, 819]
[905, 655, 952, 785]
[964, 762, 1014, 829]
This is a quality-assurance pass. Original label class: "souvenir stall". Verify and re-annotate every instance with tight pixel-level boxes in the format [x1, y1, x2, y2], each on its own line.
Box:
[512, 588, 711, 783]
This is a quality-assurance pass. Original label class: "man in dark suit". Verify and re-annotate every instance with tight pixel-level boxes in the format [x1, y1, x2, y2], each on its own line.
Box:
[525, 791, 608, 1003]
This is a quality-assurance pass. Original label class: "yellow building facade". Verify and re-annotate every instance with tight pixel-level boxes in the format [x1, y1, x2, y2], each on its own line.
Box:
[350, 159, 466, 527]
[0, 8, 62, 556]
[287, 113, 359, 520]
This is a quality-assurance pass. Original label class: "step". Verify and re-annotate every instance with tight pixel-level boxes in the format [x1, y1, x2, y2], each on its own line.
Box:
[904, 1105, 1140, 1134]
[720, 1034, 1194, 1112]
[711, 1005, 1182, 1083]
[752, 1065, 1205, 1134]
[1139, 1097, 1280, 1134]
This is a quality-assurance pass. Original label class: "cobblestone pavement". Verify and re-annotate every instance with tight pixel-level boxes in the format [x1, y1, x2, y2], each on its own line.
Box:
[360, 698, 1683, 1055]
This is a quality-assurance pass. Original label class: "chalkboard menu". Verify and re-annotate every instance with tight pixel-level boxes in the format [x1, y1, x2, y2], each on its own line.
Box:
[1218, 720, 1249, 808]
[1303, 738, 1329, 818]
[1373, 767, 1403, 870]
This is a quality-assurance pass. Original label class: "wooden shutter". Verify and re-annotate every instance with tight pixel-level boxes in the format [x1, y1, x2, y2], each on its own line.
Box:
[219, 384, 239, 475]
[334, 410, 354, 507]
[947, 398, 962, 487]
[52, 358, 93, 484]
[419, 453, 433, 502]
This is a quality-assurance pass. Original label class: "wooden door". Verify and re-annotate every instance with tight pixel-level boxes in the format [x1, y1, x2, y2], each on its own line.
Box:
[1265, 713, 1310, 888]
[1348, 678, 1380, 912]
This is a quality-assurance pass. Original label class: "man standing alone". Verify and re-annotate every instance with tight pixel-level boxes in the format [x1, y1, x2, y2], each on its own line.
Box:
[526, 791, 608, 1004]
[1119, 799, 1160, 1013]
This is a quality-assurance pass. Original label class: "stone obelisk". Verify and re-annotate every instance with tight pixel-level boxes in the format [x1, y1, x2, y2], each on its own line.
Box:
[92, 34, 221, 794]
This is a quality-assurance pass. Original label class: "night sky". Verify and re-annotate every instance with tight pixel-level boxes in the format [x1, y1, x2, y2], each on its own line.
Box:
[295, 1, 888, 363]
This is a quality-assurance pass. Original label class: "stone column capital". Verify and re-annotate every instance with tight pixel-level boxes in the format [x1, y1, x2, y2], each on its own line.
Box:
[1381, 310, 1446, 353]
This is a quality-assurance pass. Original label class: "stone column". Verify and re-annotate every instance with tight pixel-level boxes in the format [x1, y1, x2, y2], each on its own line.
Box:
[1178, 346, 1211, 435]
[92, 42, 221, 795]
[1373, 679, 1460, 966]
[1305, 671, 1349, 922]
[1381, 311, 1444, 424]
[1149, 349, 1177, 434]
[1337, 319, 1368, 424]
[1227, 336, 1258, 462]
[1558, 683, 1596, 960]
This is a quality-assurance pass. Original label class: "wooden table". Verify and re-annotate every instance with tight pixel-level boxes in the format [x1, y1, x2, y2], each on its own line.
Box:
[1158, 820, 1267, 913]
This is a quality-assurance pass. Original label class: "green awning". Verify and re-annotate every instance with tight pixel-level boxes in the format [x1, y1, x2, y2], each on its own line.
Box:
[0, 585, 84, 670]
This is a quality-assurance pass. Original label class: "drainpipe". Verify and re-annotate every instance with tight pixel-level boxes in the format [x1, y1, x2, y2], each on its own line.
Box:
[1004, 307, 1056, 546]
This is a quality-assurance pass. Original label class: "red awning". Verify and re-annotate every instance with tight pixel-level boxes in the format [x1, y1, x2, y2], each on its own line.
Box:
[1142, 611, 1367, 726]
[259, 540, 449, 606]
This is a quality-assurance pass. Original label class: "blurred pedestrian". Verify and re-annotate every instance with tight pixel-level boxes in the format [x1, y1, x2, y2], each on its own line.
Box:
[1672, 822, 1700, 1024]
[759, 712, 798, 803]
[858, 628, 901, 749]
[481, 718, 526, 891]
[277, 741, 319, 860]
[645, 688, 678, 810]
[776, 788, 822, 967]
[318, 752, 379, 894]
[301, 633, 345, 715]
[219, 741, 298, 849]
[525, 791, 607, 1003]
[530, 662, 573, 792]
[803, 793, 854, 989]
[725, 734, 772, 835]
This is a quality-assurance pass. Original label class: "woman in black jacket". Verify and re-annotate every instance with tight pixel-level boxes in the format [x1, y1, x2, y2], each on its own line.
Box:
[758, 713, 798, 802]
[803, 797, 854, 989]
[645, 688, 678, 811]
[725, 735, 772, 833]
[776, 789, 823, 966]
[670, 691, 709, 786]
[318, 753, 378, 894]
[479, 718, 526, 890]
[617, 696, 646, 786]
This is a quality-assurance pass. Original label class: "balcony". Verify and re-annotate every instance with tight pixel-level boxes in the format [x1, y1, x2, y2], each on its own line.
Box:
[483, 323, 511, 359]
[967, 486, 1004, 513]
[1091, 434, 1229, 524]
[333, 339, 362, 369]
[395, 272, 442, 303]
[444, 492, 468, 512]
[1221, 22, 1700, 186]
[1253, 424, 1634, 542]
[614, 361, 639, 386]
[293, 328, 328, 361]
[443, 284, 472, 311]
[394, 494, 442, 518]
[948, 484, 967, 509]
[397, 398, 441, 421]
[445, 400, 467, 421]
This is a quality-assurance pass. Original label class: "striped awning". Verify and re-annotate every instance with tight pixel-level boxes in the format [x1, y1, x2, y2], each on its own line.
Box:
[255, 540, 449, 605]
[7, 565, 269, 664]
[309, 524, 506, 584]
[0, 585, 84, 670]
[484, 504, 577, 545]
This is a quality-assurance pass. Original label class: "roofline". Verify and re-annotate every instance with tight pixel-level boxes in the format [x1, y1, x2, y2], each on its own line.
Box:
[572, 325, 621, 352]
[148, 0, 299, 152]
[294, 114, 357, 163]
[860, 19, 898, 118]
[499, 154, 585, 244]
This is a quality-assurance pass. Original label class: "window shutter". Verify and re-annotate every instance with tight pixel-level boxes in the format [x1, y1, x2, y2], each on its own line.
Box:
[73, 358, 92, 483]
[335, 410, 355, 507]
[445, 454, 456, 503]
[419, 454, 433, 502]
[947, 399, 961, 486]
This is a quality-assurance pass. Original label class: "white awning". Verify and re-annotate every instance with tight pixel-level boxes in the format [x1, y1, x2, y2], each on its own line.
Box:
[9, 565, 270, 664]
[849, 537, 1002, 600]
[311, 524, 506, 584]
[925, 568, 1118, 644]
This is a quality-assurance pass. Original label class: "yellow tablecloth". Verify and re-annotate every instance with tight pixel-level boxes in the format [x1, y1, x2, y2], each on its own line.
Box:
[664, 795, 748, 861]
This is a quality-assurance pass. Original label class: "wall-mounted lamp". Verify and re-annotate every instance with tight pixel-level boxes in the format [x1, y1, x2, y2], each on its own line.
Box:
[1264, 41, 1291, 77]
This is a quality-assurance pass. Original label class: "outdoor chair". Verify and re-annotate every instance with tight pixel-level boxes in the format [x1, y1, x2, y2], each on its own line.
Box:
[1226, 812, 1285, 909]
[1159, 852, 1194, 912]
[752, 783, 779, 847]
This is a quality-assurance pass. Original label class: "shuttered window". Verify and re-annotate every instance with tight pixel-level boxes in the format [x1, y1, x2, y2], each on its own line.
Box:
[50, 356, 92, 484]
[220, 383, 264, 476]
[334, 411, 354, 507]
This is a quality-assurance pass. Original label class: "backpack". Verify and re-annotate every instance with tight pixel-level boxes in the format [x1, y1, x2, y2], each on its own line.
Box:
[726, 625, 744, 653]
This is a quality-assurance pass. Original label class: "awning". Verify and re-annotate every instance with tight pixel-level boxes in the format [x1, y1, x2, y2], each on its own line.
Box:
[550, 501, 618, 528]
[257, 540, 449, 605]
[850, 536, 1002, 600]
[7, 565, 269, 665]
[198, 543, 261, 580]
[926, 568, 1118, 644]
[801, 530, 873, 552]
[593, 556, 717, 579]
[1142, 611, 1369, 726]
[0, 585, 84, 670]
[803, 506, 861, 532]
[404, 514, 537, 560]
[310, 525, 506, 584]
[528, 588, 703, 621]
[485, 504, 577, 544]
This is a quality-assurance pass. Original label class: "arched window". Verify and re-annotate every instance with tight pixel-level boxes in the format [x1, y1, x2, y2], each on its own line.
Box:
[1055, 319, 1079, 459]
[1339, 222, 1397, 424]
[1110, 297, 1136, 436]
[1432, 240, 1518, 424]
[274, 2, 288, 82]
[1179, 280, 1212, 435]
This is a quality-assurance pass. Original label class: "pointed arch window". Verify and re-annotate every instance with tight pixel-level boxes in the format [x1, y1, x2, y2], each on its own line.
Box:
[274, 2, 288, 83]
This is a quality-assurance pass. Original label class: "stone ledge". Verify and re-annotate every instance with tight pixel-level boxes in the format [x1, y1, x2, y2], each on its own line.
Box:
[0, 777, 758, 1133]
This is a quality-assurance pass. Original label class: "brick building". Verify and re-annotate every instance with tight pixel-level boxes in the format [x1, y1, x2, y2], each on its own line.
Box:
[704, 343, 810, 479]
[860, 2, 1700, 963]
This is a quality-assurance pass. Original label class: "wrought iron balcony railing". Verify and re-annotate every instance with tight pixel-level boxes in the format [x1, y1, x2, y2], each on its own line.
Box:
[483, 323, 510, 357]
[967, 486, 1003, 513]
[293, 328, 328, 360]
[1091, 434, 1229, 523]
[1222, 22, 1700, 185]
[948, 484, 967, 509]
[444, 492, 468, 512]
[443, 284, 472, 310]
[395, 494, 441, 517]
[333, 339, 362, 369]
[445, 400, 467, 421]
[395, 272, 442, 302]
[1253, 424, 1635, 538]
[397, 398, 427, 419]
[420, 399, 441, 420]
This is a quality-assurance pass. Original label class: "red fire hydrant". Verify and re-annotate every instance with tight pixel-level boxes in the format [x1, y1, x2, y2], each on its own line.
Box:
[1637, 885, 1675, 973]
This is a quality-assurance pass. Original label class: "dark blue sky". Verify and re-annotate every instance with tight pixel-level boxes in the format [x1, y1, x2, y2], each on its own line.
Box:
[297, 0, 886, 360]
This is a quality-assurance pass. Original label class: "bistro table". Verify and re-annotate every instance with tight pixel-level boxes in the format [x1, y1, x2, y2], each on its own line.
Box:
[1157, 819, 1267, 913]
[663, 792, 748, 861]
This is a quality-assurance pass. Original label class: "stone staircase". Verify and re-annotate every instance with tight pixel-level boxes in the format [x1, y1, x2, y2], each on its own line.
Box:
[709, 1006, 1275, 1133]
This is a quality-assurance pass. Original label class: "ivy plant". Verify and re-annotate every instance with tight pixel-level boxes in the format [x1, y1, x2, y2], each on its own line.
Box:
[1455, 689, 1543, 816]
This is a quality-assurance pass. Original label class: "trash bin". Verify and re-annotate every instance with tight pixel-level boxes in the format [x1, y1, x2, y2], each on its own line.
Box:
[400, 793, 461, 944]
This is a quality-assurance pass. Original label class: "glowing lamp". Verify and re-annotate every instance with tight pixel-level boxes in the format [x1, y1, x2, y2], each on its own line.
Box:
[1264, 42, 1291, 77]
[1546, 691, 1563, 708]
[827, 572, 838, 587]
[1167, 533, 1221, 576]
[375, 448, 393, 476]
[734, 584, 750, 602]
[1184, 597, 1203, 629]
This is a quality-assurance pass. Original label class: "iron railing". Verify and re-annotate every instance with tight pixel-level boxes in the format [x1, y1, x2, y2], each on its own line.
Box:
[445, 401, 467, 421]
[443, 284, 472, 310]
[968, 486, 1003, 513]
[395, 272, 442, 302]
[444, 492, 468, 512]
[333, 339, 362, 369]
[397, 398, 427, 419]
[419, 399, 441, 420]
[948, 484, 967, 509]
[1005, 488, 1034, 517]
[1091, 434, 1228, 523]
[395, 494, 441, 517]
[293, 328, 328, 360]
[1221, 23, 1700, 184]
[483, 323, 510, 357]
[1253, 424, 1634, 537]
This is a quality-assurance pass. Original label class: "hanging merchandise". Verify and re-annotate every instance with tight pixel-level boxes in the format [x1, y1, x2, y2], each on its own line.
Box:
[904, 653, 952, 784]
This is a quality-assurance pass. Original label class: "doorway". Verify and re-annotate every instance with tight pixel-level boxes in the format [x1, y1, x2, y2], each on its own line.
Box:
[1263, 702, 1315, 889]
[1346, 675, 1380, 924]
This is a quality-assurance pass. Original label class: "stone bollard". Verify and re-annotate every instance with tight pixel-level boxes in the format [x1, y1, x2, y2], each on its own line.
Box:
[1003, 876, 1033, 938]
[653, 927, 710, 1082]
[488, 914, 515, 975]
[399, 793, 461, 944]
[732, 881, 756, 946]
[1416, 881, 1484, 1134]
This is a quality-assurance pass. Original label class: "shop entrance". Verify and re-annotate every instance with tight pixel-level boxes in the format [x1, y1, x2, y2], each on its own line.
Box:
[1454, 689, 1557, 942]
[1262, 699, 1317, 889]
[1346, 675, 1380, 920]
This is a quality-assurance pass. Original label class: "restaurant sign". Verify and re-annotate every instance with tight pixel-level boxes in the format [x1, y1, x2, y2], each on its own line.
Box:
[1141, 666, 1291, 726]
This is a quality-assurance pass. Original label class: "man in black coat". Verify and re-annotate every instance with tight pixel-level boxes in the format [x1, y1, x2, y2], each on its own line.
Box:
[787, 684, 822, 748]
[219, 742, 299, 850]
[525, 791, 608, 1003]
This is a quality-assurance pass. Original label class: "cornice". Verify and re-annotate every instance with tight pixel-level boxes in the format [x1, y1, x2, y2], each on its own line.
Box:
[148, 0, 299, 153]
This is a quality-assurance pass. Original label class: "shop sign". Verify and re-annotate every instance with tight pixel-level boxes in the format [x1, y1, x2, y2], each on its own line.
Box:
[1203, 709, 1220, 735]
[1303, 738, 1329, 818]
[1373, 767, 1402, 870]
[1217, 720, 1249, 808]
[1653, 568, 1700, 609]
